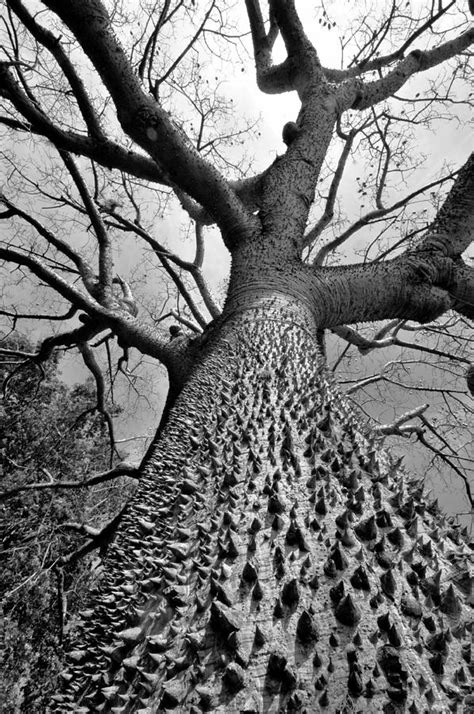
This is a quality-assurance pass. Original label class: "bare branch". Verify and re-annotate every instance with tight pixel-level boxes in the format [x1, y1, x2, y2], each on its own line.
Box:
[0, 194, 95, 287]
[374, 404, 429, 436]
[323, 1, 457, 82]
[42, 0, 258, 247]
[7, 0, 105, 138]
[313, 170, 456, 265]
[304, 128, 357, 250]
[59, 151, 114, 300]
[0, 463, 139, 501]
[345, 28, 474, 112]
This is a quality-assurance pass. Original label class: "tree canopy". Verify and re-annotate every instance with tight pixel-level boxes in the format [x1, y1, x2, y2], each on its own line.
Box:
[0, 1, 473, 710]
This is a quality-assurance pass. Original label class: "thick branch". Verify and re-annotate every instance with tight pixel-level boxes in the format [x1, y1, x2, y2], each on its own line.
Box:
[313, 252, 469, 329]
[41, 0, 257, 246]
[0, 65, 265, 224]
[7, 0, 104, 138]
[342, 28, 474, 112]
[416, 153, 474, 258]
[244, 0, 294, 94]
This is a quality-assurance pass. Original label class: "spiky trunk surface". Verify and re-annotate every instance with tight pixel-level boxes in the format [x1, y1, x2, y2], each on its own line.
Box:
[53, 303, 471, 714]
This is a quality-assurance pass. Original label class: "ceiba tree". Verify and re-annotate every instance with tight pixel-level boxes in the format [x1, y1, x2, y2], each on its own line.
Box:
[0, 0, 473, 712]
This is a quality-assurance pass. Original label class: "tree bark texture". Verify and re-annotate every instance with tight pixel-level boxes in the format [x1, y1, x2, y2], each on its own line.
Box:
[52, 293, 471, 713]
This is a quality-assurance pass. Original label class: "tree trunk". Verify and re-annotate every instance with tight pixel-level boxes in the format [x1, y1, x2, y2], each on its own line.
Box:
[53, 293, 471, 713]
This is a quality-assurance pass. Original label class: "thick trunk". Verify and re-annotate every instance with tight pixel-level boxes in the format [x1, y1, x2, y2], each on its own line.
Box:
[53, 292, 471, 714]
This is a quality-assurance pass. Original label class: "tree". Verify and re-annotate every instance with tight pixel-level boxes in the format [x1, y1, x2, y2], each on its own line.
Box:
[0, 0, 473, 711]
[0, 334, 134, 711]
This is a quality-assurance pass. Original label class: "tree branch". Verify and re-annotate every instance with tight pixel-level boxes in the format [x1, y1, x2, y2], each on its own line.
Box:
[0, 463, 139, 501]
[42, 0, 258, 247]
[59, 151, 114, 301]
[7, 0, 105, 138]
[344, 28, 474, 112]
[323, 1, 457, 83]
[312, 170, 457, 266]
[0, 193, 96, 288]
[244, 0, 294, 94]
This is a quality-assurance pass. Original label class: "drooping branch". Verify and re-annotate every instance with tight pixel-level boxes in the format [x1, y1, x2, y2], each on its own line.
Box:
[0, 244, 101, 313]
[333, 324, 470, 366]
[0, 305, 77, 326]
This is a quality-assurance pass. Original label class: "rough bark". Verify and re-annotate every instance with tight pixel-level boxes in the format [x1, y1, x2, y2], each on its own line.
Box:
[1, 2, 471, 711]
[52, 293, 471, 713]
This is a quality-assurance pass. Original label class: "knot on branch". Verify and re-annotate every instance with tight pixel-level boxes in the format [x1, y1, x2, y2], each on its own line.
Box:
[282, 121, 301, 146]
[408, 255, 453, 289]
[408, 48, 427, 70]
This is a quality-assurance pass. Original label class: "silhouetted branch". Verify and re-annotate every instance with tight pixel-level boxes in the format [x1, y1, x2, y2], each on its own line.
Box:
[0, 463, 139, 500]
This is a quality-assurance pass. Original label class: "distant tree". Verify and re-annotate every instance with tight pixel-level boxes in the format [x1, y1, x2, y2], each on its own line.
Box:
[0, 1, 473, 711]
[0, 334, 134, 712]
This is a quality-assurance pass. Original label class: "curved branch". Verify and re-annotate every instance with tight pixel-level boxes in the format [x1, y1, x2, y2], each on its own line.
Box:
[244, 0, 294, 94]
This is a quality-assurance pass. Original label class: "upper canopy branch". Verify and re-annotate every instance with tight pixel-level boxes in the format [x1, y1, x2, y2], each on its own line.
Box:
[41, 0, 258, 248]
[270, 0, 312, 59]
[323, 0, 457, 83]
[245, 0, 322, 95]
[0, 72, 264, 225]
[7, 0, 105, 139]
[340, 28, 474, 112]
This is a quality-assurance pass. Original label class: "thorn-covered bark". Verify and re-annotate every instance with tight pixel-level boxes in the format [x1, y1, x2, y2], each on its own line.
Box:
[52, 303, 472, 713]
